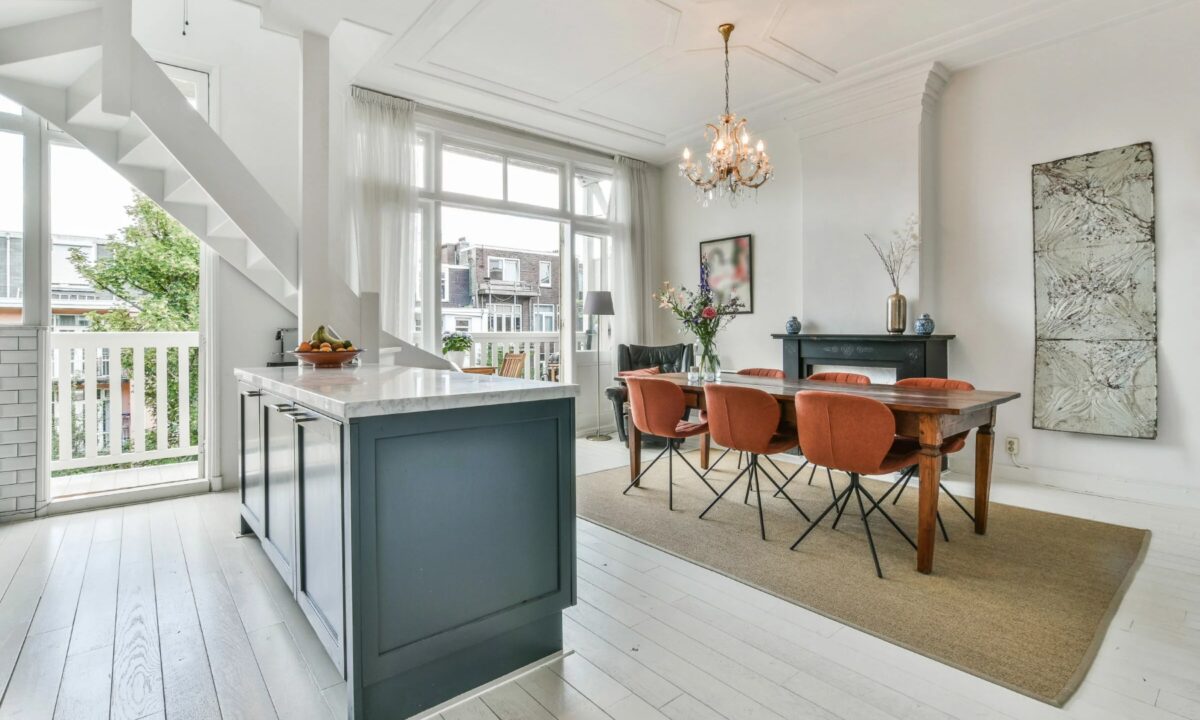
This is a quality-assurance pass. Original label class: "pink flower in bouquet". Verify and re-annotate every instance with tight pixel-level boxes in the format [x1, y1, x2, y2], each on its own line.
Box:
[701, 306, 717, 320]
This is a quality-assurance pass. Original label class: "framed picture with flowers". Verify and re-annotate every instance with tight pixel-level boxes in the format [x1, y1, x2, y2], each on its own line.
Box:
[699, 234, 753, 313]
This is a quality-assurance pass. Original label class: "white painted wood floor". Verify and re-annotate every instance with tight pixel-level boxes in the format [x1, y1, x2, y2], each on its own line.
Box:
[0, 438, 1195, 720]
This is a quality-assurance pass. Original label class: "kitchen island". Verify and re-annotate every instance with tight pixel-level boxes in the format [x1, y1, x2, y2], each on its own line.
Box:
[234, 364, 578, 719]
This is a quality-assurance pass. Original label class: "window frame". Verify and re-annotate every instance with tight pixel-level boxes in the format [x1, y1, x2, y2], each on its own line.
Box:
[413, 109, 617, 384]
[538, 260, 552, 288]
[485, 256, 520, 282]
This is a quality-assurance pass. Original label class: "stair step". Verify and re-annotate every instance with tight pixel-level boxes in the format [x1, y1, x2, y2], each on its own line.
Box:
[164, 169, 210, 205]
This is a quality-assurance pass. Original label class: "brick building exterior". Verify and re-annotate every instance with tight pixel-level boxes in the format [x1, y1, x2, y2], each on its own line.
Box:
[440, 238, 562, 334]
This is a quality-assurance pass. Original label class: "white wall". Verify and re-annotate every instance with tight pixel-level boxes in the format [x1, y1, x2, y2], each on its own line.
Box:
[937, 2, 1200, 500]
[799, 113, 922, 333]
[655, 2, 1200, 504]
[215, 257, 296, 486]
[657, 125, 803, 372]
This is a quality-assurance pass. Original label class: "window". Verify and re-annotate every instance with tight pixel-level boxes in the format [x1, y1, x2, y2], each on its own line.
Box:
[573, 172, 612, 218]
[52, 242, 90, 287]
[415, 135, 427, 190]
[0, 233, 22, 301]
[160, 63, 210, 122]
[507, 158, 559, 209]
[487, 257, 519, 282]
[538, 260, 552, 287]
[574, 233, 613, 351]
[442, 145, 503, 199]
[533, 304, 556, 332]
[486, 303, 521, 332]
[52, 313, 91, 330]
[0, 131, 23, 321]
[440, 267, 449, 302]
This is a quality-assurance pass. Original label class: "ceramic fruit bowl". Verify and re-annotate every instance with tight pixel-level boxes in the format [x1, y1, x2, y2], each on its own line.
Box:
[290, 349, 364, 368]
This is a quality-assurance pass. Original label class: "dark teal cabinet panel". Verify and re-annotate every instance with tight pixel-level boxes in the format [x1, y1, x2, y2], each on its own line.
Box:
[296, 411, 346, 673]
[348, 398, 575, 718]
[238, 385, 265, 537]
[263, 401, 298, 589]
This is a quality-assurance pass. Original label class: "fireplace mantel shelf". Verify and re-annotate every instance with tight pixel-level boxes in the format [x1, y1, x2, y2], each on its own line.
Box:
[770, 333, 957, 341]
[772, 333, 954, 382]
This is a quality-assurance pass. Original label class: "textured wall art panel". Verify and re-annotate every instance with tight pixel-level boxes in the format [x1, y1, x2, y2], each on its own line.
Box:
[1032, 142, 1157, 438]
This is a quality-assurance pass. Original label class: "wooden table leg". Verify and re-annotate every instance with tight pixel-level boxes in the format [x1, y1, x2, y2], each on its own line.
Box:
[916, 414, 943, 574]
[974, 411, 996, 535]
[700, 434, 710, 469]
[630, 422, 642, 486]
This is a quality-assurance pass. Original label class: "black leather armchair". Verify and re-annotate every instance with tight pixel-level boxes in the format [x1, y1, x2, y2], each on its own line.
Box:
[605, 343, 694, 444]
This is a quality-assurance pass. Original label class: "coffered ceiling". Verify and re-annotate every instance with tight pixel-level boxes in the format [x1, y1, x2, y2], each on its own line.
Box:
[244, 0, 1184, 162]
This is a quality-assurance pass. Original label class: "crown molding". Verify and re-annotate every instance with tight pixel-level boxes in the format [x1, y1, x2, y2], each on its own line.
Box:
[781, 61, 949, 141]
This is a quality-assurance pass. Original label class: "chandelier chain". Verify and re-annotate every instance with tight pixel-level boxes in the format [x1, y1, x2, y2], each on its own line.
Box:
[723, 33, 730, 116]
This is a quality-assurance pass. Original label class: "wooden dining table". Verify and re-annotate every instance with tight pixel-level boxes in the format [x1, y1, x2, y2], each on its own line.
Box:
[621, 373, 1020, 574]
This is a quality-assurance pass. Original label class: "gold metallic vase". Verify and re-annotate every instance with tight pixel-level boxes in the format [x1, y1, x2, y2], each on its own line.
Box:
[886, 292, 907, 334]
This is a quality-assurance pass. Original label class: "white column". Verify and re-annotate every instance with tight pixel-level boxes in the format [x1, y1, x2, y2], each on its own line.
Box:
[299, 31, 331, 339]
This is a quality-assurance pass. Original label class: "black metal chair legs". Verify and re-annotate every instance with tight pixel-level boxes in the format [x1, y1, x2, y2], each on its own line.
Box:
[622, 439, 719, 511]
[790, 472, 916, 578]
[699, 454, 811, 540]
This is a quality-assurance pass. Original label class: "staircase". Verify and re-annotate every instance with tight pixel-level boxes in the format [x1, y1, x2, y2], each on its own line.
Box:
[0, 3, 298, 313]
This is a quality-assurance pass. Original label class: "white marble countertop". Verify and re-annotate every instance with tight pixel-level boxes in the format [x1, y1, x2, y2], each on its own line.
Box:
[234, 364, 578, 419]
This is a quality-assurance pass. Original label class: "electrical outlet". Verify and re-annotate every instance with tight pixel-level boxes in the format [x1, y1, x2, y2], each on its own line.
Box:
[1005, 436, 1020, 456]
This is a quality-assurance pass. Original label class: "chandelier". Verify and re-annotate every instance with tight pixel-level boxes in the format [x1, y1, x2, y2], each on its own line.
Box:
[679, 23, 773, 206]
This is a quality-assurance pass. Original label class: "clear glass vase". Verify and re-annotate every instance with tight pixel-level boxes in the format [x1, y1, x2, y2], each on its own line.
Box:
[696, 340, 721, 382]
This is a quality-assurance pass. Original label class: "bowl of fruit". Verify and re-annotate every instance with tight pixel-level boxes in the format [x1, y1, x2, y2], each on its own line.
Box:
[291, 326, 363, 368]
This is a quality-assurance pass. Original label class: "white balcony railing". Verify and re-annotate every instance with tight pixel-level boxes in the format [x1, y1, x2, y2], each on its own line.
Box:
[466, 331, 587, 381]
[50, 331, 200, 473]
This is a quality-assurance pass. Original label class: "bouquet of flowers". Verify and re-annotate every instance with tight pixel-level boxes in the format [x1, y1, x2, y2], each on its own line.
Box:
[653, 259, 744, 379]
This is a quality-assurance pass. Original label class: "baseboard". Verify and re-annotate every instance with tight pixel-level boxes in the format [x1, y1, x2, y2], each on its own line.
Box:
[44, 477, 210, 516]
[947, 455, 1200, 510]
[406, 649, 570, 720]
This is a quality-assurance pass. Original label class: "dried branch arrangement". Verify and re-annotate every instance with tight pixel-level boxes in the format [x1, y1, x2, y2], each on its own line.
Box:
[865, 214, 920, 293]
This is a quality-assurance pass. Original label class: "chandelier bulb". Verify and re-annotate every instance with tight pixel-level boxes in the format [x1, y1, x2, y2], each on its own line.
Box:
[756, 140, 764, 152]
[682, 147, 691, 160]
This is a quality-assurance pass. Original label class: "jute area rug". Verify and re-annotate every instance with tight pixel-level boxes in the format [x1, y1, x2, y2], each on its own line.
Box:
[576, 451, 1149, 706]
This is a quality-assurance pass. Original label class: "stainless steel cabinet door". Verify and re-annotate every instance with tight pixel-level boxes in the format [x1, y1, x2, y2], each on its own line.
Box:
[296, 413, 345, 671]
[263, 401, 298, 589]
[238, 386, 265, 536]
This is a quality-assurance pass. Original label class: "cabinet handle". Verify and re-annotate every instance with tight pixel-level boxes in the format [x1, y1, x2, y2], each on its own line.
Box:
[286, 413, 316, 423]
[269, 403, 294, 411]
[244, 390, 263, 397]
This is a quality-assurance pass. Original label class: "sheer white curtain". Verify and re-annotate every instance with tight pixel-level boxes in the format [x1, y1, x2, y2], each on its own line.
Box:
[610, 156, 660, 350]
[346, 86, 418, 345]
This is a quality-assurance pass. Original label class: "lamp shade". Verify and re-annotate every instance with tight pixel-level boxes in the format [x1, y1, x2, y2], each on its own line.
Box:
[583, 290, 615, 316]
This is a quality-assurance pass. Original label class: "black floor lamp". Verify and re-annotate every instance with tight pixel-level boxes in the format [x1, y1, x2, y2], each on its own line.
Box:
[583, 291, 615, 441]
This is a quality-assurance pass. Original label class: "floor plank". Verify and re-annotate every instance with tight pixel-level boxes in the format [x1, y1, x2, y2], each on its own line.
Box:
[174, 497, 278, 720]
[149, 501, 221, 720]
[0, 516, 69, 702]
[246, 622, 332, 720]
[53, 645, 114, 720]
[0, 626, 71, 719]
[110, 506, 164, 720]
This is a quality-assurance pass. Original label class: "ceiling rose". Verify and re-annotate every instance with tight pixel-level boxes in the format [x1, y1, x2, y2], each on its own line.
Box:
[678, 23, 774, 206]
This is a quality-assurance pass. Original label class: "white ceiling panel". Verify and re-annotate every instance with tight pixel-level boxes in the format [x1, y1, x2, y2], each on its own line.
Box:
[769, 0, 1043, 72]
[213, 0, 1178, 161]
[580, 46, 810, 138]
[423, 0, 679, 103]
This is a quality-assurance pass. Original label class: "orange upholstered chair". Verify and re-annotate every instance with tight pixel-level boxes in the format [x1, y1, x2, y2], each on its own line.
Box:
[808, 371, 870, 384]
[699, 385, 809, 539]
[774, 371, 871, 501]
[790, 391, 919, 578]
[623, 377, 718, 510]
[703, 368, 787, 471]
[878, 378, 978, 534]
